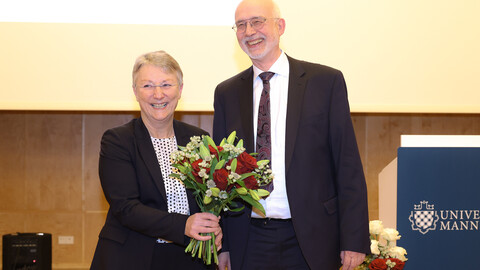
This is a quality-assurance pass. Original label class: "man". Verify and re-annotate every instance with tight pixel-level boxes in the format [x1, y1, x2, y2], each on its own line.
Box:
[213, 0, 370, 269]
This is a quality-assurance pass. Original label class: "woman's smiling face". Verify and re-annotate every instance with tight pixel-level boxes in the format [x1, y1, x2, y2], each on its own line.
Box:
[133, 64, 182, 127]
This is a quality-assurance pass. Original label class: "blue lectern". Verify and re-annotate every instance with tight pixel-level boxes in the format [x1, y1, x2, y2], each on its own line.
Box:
[397, 145, 480, 269]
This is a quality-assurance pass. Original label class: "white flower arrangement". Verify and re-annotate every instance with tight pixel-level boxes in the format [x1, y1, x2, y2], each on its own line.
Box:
[355, 220, 408, 270]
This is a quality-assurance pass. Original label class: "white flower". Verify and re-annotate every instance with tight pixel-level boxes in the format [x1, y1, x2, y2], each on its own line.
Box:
[219, 191, 228, 199]
[230, 172, 240, 180]
[381, 228, 401, 242]
[370, 239, 380, 255]
[205, 189, 212, 197]
[369, 220, 384, 235]
[386, 259, 396, 268]
[206, 180, 216, 188]
[199, 169, 208, 179]
[389, 246, 408, 261]
[199, 160, 210, 168]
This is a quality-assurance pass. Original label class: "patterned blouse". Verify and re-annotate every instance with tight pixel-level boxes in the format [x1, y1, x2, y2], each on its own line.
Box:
[151, 136, 190, 243]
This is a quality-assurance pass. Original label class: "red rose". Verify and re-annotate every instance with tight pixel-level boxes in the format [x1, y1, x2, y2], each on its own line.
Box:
[236, 152, 258, 174]
[213, 168, 229, 190]
[208, 145, 224, 160]
[369, 258, 387, 270]
[389, 258, 405, 270]
[243, 176, 259, 190]
[191, 159, 209, 183]
[192, 159, 202, 171]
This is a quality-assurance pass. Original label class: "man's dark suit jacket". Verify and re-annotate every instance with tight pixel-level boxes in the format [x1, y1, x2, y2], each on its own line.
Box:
[213, 56, 370, 270]
[90, 118, 208, 270]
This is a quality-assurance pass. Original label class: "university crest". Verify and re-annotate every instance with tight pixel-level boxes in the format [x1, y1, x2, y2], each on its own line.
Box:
[408, 200, 439, 234]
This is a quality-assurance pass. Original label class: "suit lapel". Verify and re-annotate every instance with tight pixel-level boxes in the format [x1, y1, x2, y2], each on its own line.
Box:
[134, 118, 168, 201]
[172, 120, 190, 147]
[285, 56, 307, 174]
[238, 67, 255, 152]
[237, 61, 306, 173]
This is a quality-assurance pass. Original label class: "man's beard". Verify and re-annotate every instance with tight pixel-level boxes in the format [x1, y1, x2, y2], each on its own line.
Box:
[240, 34, 279, 60]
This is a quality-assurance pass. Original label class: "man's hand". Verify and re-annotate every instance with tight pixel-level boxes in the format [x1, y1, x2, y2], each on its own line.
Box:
[217, 251, 231, 270]
[214, 225, 223, 251]
[340, 250, 365, 270]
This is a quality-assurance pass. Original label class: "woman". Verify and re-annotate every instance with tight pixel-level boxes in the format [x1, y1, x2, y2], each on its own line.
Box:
[91, 51, 221, 270]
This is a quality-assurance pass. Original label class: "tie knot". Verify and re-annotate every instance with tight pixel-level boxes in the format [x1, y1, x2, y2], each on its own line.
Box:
[259, 72, 275, 84]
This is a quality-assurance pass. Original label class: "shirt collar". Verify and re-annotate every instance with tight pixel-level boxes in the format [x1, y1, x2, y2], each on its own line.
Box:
[253, 51, 289, 80]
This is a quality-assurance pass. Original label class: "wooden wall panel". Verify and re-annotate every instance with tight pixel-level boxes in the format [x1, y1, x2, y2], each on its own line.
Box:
[0, 113, 26, 211]
[24, 114, 83, 211]
[1, 111, 480, 269]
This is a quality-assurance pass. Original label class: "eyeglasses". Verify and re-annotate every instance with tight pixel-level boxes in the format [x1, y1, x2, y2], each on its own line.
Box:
[232, 17, 278, 33]
[136, 83, 177, 91]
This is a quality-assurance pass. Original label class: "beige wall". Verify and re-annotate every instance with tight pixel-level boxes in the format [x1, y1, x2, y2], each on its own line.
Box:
[1, 1, 480, 112]
[1, 111, 480, 269]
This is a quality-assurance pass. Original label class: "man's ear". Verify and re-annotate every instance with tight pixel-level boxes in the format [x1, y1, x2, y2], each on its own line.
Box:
[277, 18, 286, 36]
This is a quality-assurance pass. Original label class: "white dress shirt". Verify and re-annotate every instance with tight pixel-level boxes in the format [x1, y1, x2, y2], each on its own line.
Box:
[251, 52, 292, 219]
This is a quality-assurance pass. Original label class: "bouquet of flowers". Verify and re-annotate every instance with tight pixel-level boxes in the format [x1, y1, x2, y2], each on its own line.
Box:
[170, 131, 273, 265]
[355, 220, 408, 270]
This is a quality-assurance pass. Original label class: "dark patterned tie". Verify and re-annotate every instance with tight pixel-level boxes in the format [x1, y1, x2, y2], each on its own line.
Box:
[256, 72, 275, 192]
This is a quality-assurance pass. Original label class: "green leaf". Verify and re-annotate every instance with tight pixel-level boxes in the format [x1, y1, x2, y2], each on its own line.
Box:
[219, 138, 226, 147]
[227, 200, 244, 212]
[203, 195, 212, 205]
[228, 200, 240, 208]
[169, 173, 182, 179]
[227, 131, 236, 145]
[236, 139, 244, 149]
[183, 180, 196, 190]
[235, 180, 246, 188]
[249, 189, 260, 200]
[237, 172, 257, 181]
[257, 159, 270, 167]
[239, 194, 265, 215]
[172, 164, 188, 174]
[254, 203, 266, 214]
[205, 135, 217, 150]
[209, 158, 218, 179]
[230, 158, 237, 173]
[199, 144, 210, 160]
[215, 159, 225, 170]
[236, 187, 247, 195]
[210, 187, 220, 197]
[256, 189, 270, 197]
[228, 205, 245, 212]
